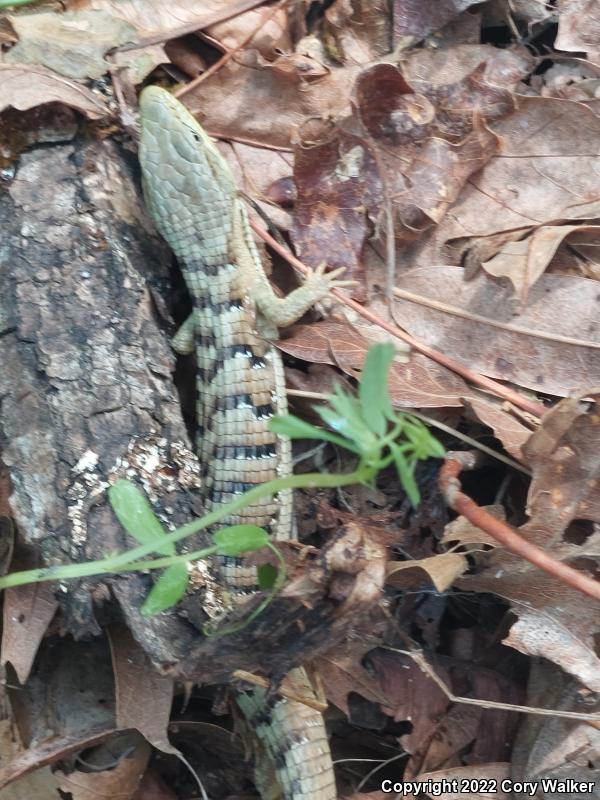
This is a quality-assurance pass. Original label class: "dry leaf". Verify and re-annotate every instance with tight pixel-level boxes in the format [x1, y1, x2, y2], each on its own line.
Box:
[393, 267, 600, 396]
[108, 625, 176, 756]
[481, 225, 600, 303]
[5, 11, 137, 80]
[56, 736, 151, 800]
[1, 583, 58, 684]
[386, 553, 468, 593]
[0, 64, 108, 118]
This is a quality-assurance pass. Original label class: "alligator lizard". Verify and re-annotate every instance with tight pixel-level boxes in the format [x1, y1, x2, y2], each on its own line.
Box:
[139, 86, 345, 800]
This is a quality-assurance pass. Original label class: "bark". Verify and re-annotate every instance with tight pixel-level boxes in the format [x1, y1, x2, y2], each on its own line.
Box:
[0, 121, 199, 655]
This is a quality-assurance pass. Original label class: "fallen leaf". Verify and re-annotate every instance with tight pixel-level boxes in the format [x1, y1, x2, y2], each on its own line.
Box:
[465, 398, 532, 462]
[386, 553, 468, 593]
[108, 625, 176, 756]
[56, 737, 150, 800]
[392, 0, 483, 41]
[315, 641, 389, 719]
[1, 583, 58, 684]
[5, 11, 137, 81]
[371, 649, 450, 754]
[512, 660, 600, 794]
[556, 0, 600, 54]
[185, 60, 362, 148]
[0, 64, 108, 118]
[481, 225, 600, 303]
[393, 267, 600, 396]
[441, 505, 505, 549]
[413, 763, 511, 800]
[290, 117, 383, 276]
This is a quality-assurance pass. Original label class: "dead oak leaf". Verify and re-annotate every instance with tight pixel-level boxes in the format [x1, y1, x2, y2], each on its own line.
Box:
[315, 641, 388, 719]
[108, 625, 178, 757]
[522, 390, 600, 537]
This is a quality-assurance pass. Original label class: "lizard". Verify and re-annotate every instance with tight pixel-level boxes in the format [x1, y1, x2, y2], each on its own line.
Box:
[138, 85, 349, 800]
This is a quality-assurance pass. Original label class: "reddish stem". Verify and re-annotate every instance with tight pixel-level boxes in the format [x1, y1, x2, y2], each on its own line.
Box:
[439, 453, 600, 601]
[251, 221, 547, 420]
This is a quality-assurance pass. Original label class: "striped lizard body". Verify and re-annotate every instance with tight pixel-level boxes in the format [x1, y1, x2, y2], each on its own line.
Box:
[139, 86, 341, 800]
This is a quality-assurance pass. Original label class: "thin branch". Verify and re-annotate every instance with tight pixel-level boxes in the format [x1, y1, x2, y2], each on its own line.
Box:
[439, 451, 600, 601]
[251, 220, 547, 419]
[387, 646, 600, 724]
[177, 0, 292, 99]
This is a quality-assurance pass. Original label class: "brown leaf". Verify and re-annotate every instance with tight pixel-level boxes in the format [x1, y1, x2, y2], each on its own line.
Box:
[0, 64, 108, 118]
[556, 0, 600, 54]
[315, 641, 389, 718]
[386, 553, 468, 593]
[466, 398, 532, 462]
[323, 0, 392, 64]
[481, 225, 600, 303]
[392, 0, 483, 41]
[5, 10, 137, 80]
[455, 392, 600, 689]
[290, 117, 383, 276]
[457, 545, 600, 691]
[56, 735, 151, 800]
[108, 625, 176, 756]
[87, 0, 260, 41]
[435, 96, 600, 239]
[207, 3, 291, 57]
[371, 649, 450, 755]
[393, 267, 600, 396]
[441, 505, 505, 549]
[185, 60, 362, 148]
[279, 320, 470, 408]
[0, 725, 117, 790]
[512, 660, 600, 791]
[1, 583, 58, 684]
[412, 763, 511, 800]
[523, 390, 600, 539]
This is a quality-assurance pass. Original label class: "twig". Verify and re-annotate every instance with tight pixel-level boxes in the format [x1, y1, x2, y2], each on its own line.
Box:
[386, 646, 600, 724]
[393, 286, 600, 349]
[439, 451, 600, 601]
[177, 0, 292, 99]
[250, 220, 547, 419]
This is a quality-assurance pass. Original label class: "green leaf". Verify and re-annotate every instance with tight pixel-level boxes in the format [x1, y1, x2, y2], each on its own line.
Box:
[317, 389, 375, 452]
[214, 525, 269, 556]
[108, 479, 174, 557]
[358, 343, 395, 435]
[390, 442, 420, 507]
[141, 563, 189, 615]
[403, 418, 445, 460]
[270, 414, 357, 451]
[257, 563, 278, 590]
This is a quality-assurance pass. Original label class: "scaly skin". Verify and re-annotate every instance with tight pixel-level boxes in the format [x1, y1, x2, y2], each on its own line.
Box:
[138, 86, 339, 800]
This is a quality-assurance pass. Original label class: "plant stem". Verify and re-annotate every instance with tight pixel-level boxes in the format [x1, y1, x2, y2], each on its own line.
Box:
[0, 467, 369, 590]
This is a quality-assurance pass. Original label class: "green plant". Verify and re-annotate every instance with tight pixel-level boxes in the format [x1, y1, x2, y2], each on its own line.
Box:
[0, 344, 444, 614]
